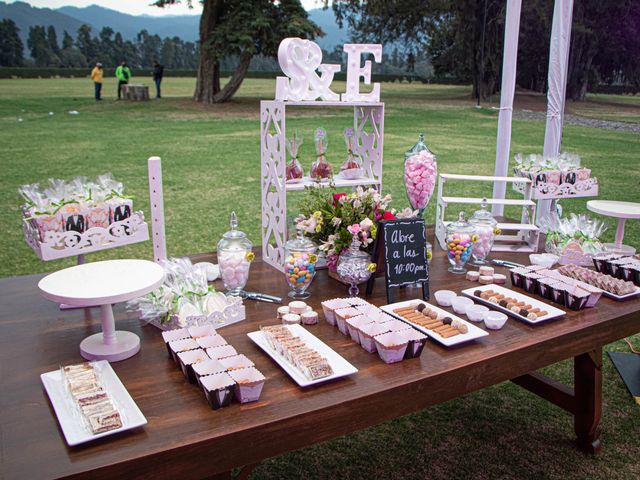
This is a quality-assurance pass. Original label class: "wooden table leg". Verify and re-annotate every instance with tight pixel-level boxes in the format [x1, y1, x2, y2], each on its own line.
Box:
[574, 347, 602, 454]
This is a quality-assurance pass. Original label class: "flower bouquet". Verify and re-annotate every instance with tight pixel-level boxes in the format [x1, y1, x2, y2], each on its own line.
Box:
[295, 185, 416, 272]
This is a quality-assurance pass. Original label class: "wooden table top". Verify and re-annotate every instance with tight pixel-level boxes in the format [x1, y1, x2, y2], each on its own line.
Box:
[1, 247, 639, 480]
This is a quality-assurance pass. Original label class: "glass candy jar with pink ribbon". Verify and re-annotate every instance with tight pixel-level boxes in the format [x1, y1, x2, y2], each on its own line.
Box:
[468, 198, 500, 265]
[404, 133, 437, 217]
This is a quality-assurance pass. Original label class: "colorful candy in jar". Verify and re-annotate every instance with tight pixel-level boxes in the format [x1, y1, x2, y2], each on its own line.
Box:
[404, 133, 437, 216]
[468, 198, 499, 265]
[284, 230, 317, 299]
[310, 127, 333, 182]
[285, 132, 304, 182]
[445, 212, 476, 274]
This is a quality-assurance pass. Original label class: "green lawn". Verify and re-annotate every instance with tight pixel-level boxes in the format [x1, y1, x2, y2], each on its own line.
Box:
[1, 77, 639, 479]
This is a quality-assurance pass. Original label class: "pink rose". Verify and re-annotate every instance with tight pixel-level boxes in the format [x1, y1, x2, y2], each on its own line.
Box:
[347, 224, 361, 235]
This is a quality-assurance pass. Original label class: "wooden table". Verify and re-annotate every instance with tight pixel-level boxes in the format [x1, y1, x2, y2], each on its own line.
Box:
[1, 248, 639, 480]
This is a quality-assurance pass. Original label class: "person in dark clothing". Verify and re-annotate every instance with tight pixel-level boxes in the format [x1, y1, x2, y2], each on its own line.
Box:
[153, 60, 164, 98]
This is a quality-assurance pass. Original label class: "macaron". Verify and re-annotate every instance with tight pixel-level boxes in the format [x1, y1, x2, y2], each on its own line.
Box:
[466, 271, 480, 282]
[300, 311, 319, 325]
[493, 273, 507, 285]
[277, 306, 290, 318]
[479, 266, 495, 276]
[479, 275, 494, 285]
[282, 313, 301, 325]
[288, 301, 307, 314]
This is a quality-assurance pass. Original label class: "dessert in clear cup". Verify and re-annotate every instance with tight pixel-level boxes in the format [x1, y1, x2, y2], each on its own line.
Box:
[310, 127, 333, 182]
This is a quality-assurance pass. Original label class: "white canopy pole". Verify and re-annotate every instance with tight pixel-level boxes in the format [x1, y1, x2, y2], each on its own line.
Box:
[538, 0, 574, 222]
[492, 0, 523, 217]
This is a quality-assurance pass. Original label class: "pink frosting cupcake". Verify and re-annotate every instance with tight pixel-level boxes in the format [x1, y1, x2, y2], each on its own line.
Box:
[374, 332, 409, 364]
[228, 367, 266, 403]
[358, 323, 392, 353]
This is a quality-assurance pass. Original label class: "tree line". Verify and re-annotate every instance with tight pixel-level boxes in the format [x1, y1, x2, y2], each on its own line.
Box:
[0, 19, 198, 69]
[333, 0, 640, 100]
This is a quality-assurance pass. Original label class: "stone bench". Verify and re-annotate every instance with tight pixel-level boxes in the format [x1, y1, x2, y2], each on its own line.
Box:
[121, 84, 149, 101]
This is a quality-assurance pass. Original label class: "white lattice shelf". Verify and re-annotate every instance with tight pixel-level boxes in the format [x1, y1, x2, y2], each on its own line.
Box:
[512, 176, 599, 200]
[435, 174, 540, 253]
[23, 211, 149, 261]
[261, 99, 385, 272]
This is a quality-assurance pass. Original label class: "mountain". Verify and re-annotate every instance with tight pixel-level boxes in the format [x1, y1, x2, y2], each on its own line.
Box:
[0, 1, 350, 56]
[0, 1, 85, 49]
[57, 4, 200, 42]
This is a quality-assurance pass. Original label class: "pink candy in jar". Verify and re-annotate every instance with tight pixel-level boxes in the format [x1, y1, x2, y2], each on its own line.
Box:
[310, 127, 333, 182]
[468, 198, 499, 265]
[216, 212, 253, 295]
[404, 133, 437, 216]
[285, 132, 304, 183]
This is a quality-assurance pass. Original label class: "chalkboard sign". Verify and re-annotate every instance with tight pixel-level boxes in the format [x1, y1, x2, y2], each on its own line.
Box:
[366, 218, 429, 303]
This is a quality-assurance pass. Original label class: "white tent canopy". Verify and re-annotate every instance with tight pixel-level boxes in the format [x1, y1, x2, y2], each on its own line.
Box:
[491, 0, 575, 219]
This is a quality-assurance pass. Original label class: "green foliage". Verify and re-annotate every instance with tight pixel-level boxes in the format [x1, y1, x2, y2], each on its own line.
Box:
[0, 19, 24, 67]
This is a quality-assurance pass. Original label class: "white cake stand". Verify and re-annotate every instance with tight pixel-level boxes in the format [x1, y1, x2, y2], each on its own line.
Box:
[38, 259, 165, 362]
[587, 200, 640, 255]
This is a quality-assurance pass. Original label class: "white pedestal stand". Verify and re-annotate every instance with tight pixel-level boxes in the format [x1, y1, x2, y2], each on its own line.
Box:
[38, 259, 165, 362]
[587, 200, 640, 255]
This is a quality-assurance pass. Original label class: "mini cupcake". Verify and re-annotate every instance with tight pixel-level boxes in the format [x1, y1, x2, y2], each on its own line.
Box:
[358, 323, 392, 353]
[282, 313, 301, 325]
[276, 306, 290, 318]
[522, 272, 542, 294]
[188, 325, 217, 339]
[334, 307, 360, 335]
[300, 310, 319, 325]
[177, 348, 209, 383]
[347, 297, 372, 307]
[288, 301, 308, 314]
[161, 328, 190, 356]
[374, 332, 409, 364]
[168, 338, 199, 363]
[200, 372, 236, 410]
[196, 334, 227, 350]
[537, 278, 554, 300]
[228, 367, 266, 403]
[219, 354, 255, 371]
[592, 253, 616, 273]
[193, 358, 226, 387]
[564, 287, 591, 310]
[509, 267, 529, 288]
[321, 298, 350, 326]
[550, 282, 567, 306]
[378, 319, 411, 333]
[400, 329, 428, 359]
[619, 262, 640, 282]
[206, 345, 238, 360]
[345, 315, 371, 344]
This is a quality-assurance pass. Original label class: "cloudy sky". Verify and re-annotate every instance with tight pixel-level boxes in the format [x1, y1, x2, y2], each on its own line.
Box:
[6, 0, 327, 16]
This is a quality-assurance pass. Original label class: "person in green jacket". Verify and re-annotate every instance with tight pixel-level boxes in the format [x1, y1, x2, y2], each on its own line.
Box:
[115, 60, 132, 99]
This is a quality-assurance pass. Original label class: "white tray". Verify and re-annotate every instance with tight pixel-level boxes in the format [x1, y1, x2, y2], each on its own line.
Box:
[247, 324, 358, 387]
[380, 300, 489, 347]
[461, 284, 566, 324]
[602, 285, 640, 301]
[40, 360, 147, 446]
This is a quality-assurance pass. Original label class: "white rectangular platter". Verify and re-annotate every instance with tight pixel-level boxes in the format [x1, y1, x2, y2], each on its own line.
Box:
[40, 360, 147, 446]
[461, 284, 566, 324]
[380, 299, 489, 347]
[602, 285, 640, 301]
[247, 324, 358, 388]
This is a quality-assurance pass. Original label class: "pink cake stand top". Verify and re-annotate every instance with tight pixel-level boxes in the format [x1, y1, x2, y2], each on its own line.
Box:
[587, 200, 640, 220]
[38, 259, 165, 306]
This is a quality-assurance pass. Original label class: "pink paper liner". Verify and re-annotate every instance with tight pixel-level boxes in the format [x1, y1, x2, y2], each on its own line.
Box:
[188, 325, 218, 339]
[196, 334, 227, 349]
[374, 332, 408, 364]
[358, 323, 391, 353]
[219, 354, 255, 371]
[162, 328, 190, 343]
[228, 367, 266, 403]
[346, 315, 371, 344]
[206, 345, 238, 360]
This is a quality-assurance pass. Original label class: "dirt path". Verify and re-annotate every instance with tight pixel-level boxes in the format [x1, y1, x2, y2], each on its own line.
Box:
[513, 109, 640, 133]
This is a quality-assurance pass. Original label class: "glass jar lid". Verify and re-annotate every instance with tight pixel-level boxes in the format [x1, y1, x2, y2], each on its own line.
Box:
[286, 229, 316, 253]
[218, 211, 252, 251]
[405, 133, 435, 159]
[469, 198, 497, 226]
[447, 211, 475, 233]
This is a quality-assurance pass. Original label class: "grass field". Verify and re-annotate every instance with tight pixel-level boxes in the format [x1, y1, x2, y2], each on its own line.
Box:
[1, 76, 639, 479]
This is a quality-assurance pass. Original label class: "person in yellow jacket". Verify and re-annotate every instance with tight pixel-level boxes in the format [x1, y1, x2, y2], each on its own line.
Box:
[91, 62, 103, 101]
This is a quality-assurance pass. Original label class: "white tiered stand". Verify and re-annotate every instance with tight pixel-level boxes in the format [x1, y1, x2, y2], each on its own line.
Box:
[260, 100, 385, 272]
[435, 174, 540, 253]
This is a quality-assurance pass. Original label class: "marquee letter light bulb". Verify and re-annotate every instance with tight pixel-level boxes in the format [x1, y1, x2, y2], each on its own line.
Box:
[341, 44, 382, 102]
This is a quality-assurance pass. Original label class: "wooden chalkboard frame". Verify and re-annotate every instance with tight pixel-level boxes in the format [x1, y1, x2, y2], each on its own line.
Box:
[366, 218, 430, 304]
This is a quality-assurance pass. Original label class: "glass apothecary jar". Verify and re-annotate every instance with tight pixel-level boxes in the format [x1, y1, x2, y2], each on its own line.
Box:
[469, 198, 499, 265]
[445, 212, 476, 274]
[284, 230, 318, 299]
[404, 133, 437, 217]
[336, 236, 375, 296]
[217, 212, 253, 296]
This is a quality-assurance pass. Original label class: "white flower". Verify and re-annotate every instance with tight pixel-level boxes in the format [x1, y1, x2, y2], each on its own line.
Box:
[396, 207, 419, 219]
[360, 217, 373, 231]
[353, 199, 362, 209]
[331, 217, 342, 227]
